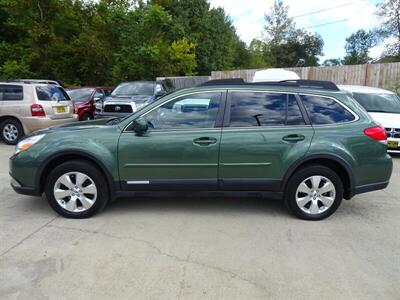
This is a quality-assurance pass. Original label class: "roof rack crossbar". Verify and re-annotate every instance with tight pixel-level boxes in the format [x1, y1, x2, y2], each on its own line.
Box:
[198, 78, 339, 91]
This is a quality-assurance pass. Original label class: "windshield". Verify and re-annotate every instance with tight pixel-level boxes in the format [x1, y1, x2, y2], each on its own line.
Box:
[352, 93, 400, 114]
[111, 82, 154, 97]
[36, 85, 70, 101]
[67, 88, 95, 102]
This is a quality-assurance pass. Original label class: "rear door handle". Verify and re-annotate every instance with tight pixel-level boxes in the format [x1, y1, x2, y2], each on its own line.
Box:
[193, 137, 218, 146]
[282, 134, 305, 143]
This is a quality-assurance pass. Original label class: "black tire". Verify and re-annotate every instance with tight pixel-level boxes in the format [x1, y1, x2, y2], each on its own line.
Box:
[0, 118, 24, 145]
[45, 160, 109, 218]
[285, 165, 343, 221]
[81, 113, 92, 121]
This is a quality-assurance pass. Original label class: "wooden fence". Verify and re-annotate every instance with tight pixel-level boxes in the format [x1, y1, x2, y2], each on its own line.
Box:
[157, 76, 211, 90]
[211, 62, 400, 89]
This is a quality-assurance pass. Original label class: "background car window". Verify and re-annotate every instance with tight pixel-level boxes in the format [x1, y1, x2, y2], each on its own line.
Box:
[142, 92, 221, 130]
[94, 90, 104, 100]
[301, 95, 355, 125]
[36, 86, 70, 101]
[229, 92, 305, 127]
[67, 88, 95, 102]
[0, 85, 23, 101]
[352, 93, 400, 114]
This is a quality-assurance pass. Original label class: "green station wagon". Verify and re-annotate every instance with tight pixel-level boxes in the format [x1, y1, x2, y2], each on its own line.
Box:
[9, 80, 393, 220]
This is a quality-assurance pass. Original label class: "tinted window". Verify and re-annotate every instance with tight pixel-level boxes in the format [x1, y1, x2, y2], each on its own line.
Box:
[229, 92, 305, 127]
[67, 88, 95, 102]
[301, 95, 355, 125]
[94, 90, 104, 100]
[0, 85, 23, 101]
[36, 86, 70, 101]
[352, 93, 400, 114]
[142, 92, 221, 130]
[112, 82, 154, 96]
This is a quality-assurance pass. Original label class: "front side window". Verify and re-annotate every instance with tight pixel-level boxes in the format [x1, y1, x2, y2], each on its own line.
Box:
[141, 92, 222, 130]
[301, 95, 355, 125]
[0, 85, 23, 101]
[229, 92, 305, 127]
[36, 85, 70, 101]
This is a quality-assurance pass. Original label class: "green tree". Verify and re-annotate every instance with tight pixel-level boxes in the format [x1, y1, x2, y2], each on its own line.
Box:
[343, 29, 377, 65]
[262, 0, 323, 67]
[322, 58, 342, 67]
[376, 0, 400, 58]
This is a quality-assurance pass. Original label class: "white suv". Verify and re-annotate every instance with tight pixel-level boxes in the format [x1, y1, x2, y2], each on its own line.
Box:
[339, 85, 400, 153]
[0, 82, 78, 145]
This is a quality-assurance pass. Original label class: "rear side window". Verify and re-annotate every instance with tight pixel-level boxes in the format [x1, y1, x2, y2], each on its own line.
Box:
[0, 85, 23, 101]
[300, 95, 355, 125]
[36, 85, 70, 101]
[229, 92, 305, 127]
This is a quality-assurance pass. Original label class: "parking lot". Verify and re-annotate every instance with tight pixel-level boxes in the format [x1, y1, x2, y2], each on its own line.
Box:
[0, 143, 399, 299]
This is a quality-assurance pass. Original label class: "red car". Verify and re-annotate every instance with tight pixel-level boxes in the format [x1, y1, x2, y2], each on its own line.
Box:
[66, 87, 113, 121]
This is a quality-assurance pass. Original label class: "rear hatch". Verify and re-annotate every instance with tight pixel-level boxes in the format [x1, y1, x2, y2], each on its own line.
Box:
[35, 85, 74, 119]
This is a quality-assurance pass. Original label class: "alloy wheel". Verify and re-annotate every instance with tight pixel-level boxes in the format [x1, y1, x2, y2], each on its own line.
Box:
[295, 175, 336, 215]
[3, 124, 18, 142]
[53, 172, 97, 213]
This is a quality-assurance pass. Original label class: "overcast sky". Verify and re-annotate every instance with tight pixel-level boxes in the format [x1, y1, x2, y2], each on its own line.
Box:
[209, 0, 382, 61]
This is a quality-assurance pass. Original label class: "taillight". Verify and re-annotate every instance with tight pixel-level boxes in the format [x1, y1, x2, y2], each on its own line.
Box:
[31, 104, 46, 117]
[364, 125, 387, 144]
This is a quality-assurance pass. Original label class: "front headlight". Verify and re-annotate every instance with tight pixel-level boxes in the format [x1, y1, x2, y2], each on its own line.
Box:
[15, 134, 46, 154]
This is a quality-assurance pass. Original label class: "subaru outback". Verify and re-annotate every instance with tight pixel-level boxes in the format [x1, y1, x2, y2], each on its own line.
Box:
[9, 80, 393, 220]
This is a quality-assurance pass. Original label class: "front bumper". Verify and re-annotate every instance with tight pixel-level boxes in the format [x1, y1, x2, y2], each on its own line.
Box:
[10, 173, 40, 196]
[387, 138, 400, 153]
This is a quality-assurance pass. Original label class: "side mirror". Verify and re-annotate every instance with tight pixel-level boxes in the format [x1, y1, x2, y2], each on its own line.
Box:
[94, 96, 102, 102]
[131, 118, 148, 135]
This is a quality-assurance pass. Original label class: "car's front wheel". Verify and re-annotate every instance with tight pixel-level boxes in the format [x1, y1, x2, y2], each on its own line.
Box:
[45, 160, 109, 218]
[285, 165, 343, 220]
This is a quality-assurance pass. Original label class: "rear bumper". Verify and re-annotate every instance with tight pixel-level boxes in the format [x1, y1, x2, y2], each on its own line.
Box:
[354, 181, 390, 195]
[21, 115, 78, 134]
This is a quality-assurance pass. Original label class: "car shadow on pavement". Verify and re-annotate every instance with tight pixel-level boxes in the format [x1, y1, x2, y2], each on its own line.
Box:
[105, 194, 289, 217]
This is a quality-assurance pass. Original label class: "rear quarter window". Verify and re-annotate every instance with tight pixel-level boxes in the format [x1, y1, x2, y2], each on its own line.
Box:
[300, 95, 356, 125]
[0, 85, 23, 101]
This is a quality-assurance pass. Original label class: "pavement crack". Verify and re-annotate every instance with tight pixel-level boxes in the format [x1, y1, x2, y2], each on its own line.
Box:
[47, 224, 270, 295]
[0, 215, 59, 257]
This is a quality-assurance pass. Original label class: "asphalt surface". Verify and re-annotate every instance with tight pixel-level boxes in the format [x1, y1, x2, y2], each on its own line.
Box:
[0, 143, 399, 299]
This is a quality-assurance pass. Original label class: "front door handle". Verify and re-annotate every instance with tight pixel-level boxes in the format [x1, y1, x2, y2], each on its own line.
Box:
[193, 137, 218, 146]
[282, 134, 305, 143]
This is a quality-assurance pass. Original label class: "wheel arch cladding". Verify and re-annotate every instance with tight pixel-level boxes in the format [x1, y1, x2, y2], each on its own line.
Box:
[282, 154, 355, 200]
[38, 151, 117, 195]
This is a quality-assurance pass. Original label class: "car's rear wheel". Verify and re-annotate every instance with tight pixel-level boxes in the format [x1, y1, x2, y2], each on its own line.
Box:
[45, 160, 109, 218]
[1, 118, 23, 145]
[285, 165, 343, 220]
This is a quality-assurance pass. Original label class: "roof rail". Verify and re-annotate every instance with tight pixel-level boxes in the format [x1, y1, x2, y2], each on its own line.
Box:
[198, 79, 339, 91]
[199, 78, 245, 86]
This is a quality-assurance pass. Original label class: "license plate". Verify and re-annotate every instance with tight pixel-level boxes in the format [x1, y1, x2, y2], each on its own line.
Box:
[56, 107, 66, 113]
[387, 141, 399, 149]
